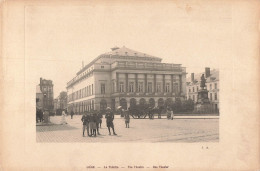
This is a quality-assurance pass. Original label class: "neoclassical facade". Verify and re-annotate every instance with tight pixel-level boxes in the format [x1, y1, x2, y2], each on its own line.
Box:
[66, 46, 186, 114]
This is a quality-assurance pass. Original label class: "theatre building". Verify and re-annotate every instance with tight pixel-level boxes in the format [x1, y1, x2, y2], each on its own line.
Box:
[66, 46, 186, 114]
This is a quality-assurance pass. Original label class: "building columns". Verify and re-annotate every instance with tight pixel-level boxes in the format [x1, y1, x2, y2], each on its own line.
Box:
[144, 74, 147, 93]
[125, 73, 128, 92]
[116, 73, 119, 92]
[171, 75, 174, 93]
[163, 74, 165, 92]
[179, 75, 182, 95]
[154, 74, 156, 93]
[135, 73, 138, 92]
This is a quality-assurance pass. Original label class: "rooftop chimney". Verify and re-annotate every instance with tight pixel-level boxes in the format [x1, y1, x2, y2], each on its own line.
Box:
[191, 73, 194, 82]
[205, 67, 210, 78]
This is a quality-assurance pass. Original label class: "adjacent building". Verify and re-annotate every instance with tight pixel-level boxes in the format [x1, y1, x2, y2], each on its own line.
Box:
[54, 91, 68, 110]
[36, 85, 43, 109]
[66, 46, 187, 114]
[39, 77, 54, 110]
[186, 68, 219, 112]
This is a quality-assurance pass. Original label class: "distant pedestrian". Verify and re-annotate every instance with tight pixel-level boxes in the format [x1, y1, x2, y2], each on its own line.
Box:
[158, 106, 163, 119]
[98, 112, 103, 128]
[60, 110, 67, 124]
[170, 108, 174, 120]
[124, 109, 130, 128]
[39, 109, 43, 122]
[105, 107, 117, 135]
[166, 107, 171, 120]
[70, 110, 74, 119]
[36, 109, 39, 123]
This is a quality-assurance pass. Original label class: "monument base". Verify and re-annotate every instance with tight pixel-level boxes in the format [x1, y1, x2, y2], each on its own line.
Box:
[194, 103, 214, 113]
[197, 89, 210, 104]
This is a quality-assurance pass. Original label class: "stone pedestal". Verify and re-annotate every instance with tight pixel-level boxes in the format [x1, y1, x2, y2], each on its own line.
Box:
[197, 89, 210, 104]
[194, 88, 214, 113]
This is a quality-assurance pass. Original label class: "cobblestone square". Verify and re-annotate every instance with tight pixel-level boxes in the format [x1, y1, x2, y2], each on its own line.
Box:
[36, 115, 219, 143]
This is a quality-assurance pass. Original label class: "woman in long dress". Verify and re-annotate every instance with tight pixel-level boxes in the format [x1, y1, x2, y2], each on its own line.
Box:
[60, 110, 67, 124]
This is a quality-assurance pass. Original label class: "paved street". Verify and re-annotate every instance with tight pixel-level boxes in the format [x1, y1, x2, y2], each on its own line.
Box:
[36, 115, 219, 143]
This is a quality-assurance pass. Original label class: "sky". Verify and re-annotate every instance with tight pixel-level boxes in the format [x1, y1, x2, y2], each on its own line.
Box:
[25, 1, 232, 97]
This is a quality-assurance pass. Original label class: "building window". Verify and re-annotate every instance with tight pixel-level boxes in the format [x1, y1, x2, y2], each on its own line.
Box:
[193, 87, 194, 92]
[210, 84, 212, 90]
[129, 82, 134, 93]
[189, 95, 191, 99]
[101, 83, 105, 94]
[215, 93, 217, 100]
[112, 82, 115, 93]
[101, 66, 104, 69]
[165, 83, 170, 93]
[197, 86, 199, 91]
[89, 85, 91, 96]
[148, 82, 152, 93]
[86, 87, 89, 96]
[85, 87, 87, 97]
[215, 83, 217, 89]
[156, 83, 162, 93]
[92, 84, 93, 95]
[193, 95, 195, 101]
[119, 82, 124, 92]
[189, 88, 191, 92]
[138, 82, 143, 92]
[210, 93, 212, 100]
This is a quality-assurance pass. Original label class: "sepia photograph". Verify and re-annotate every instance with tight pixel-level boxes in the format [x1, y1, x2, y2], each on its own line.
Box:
[36, 46, 220, 143]
[1, 0, 259, 170]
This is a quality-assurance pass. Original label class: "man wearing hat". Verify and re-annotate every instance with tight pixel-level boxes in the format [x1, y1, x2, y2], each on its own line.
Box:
[105, 107, 117, 135]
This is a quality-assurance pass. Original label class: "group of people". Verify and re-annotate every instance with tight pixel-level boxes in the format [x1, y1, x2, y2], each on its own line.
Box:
[36, 109, 44, 123]
[36, 109, 50, 123]
[81, 109, 104, 137]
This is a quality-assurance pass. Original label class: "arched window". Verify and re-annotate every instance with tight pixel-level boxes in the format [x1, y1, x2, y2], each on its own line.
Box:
[165, 98, 173, 107]
[120, 98, 127, 110]
[130, 98, 137, 108]
[149, 98, 155, 108]
[139, 98, 146, 106]
[158, 98, 164, 107]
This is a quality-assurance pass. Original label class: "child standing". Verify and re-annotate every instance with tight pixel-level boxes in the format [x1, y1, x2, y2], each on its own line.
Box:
[124, 109, 130, 128]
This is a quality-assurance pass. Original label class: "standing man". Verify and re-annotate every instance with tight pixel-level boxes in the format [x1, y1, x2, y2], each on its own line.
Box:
[38, 109, 43, 122]
[81, 112, 87, 137]
[81, 112, 90, 137]
[105, 107, 117, 135]
[70, 110, 74, 119]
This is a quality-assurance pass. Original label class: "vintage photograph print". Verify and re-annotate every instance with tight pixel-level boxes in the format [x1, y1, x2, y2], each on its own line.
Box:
[32, 4, 222, 143]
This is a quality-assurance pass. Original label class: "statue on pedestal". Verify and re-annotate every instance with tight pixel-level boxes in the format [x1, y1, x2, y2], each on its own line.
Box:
[200, 74, 206, 89]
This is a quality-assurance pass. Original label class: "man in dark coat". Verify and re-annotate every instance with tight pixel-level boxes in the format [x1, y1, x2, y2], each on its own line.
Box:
[105, 107, 117, 135]
[81, 112, 90, 137]
[98, 112, 103, 128]
[39, 109, 43, 122]
[70, 110, 74, 119]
